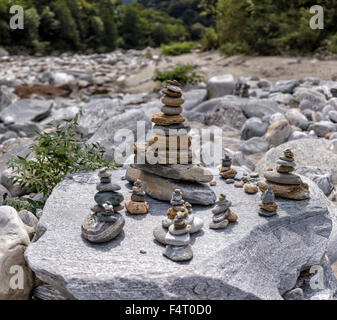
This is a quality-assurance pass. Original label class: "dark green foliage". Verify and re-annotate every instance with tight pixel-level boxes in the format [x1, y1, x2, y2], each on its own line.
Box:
[3, 198, 43, 215]
[0, 0, 193, 54]
[201, 0, 337, 55]
[8, 114, 116, 197]
[154, 64, 204, 86]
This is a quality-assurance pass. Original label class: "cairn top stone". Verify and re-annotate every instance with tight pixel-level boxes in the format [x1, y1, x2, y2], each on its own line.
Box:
[261, 187, 275, 204]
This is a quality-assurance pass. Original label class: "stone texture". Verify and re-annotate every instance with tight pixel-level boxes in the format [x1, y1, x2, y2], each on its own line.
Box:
[295, 167, 334, 196]
[239, 137, 269, 155]
[256, 139, 337, 184]
[24, 170, 336, 300]
[0, 99, 53, 124]
[132, 163, 213, 183]
[87, 109, 151, 161]
[126, 167, 216, 205]
[0, 206, 33, 300]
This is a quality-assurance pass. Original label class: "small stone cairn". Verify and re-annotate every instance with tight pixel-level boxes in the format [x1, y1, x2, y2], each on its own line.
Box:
[81, 168, 125, 243]
[209, 194, 238, 229]
[244, 172, 260, 194]
[258, 149, 310, 200]
[259, 187, 278, 217]
[153, 189, 203, 245]
[219, 152, 237, 180]
[135, 80, 193, 165]
[125, 179, 149, 214]
[163, 211, 193, 262]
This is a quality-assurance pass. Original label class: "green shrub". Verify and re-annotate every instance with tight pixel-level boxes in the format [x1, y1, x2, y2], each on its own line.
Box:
[154, 64, 204, 86]
[161, 41, 197, 56]
[200, 27, 218, 51]
[329, 34, 337, 54]
[8, 114, 116, 197]
[220, 41, 251, 56]
[3, 198, 44, 215]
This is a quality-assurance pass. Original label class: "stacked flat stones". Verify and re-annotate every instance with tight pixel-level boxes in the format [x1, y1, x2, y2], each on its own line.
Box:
[259, 187, 278, 217]
[219, 153, 237, 180]
[125, 179, 149, 215]
[209, 194, 238, 229]
[81, 168, 125, 243]
[164, 211, 193, 262]
[150, 80, 192, 164]
[153, 189, 203, 245]
[129, 80, 215, 205]
[258, 149, 310, 200]
[244, 172, 260, 194]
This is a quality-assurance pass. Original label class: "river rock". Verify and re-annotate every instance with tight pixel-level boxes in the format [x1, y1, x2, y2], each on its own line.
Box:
[131, 163, 213, 183]
[0, 206, 33, 299]
[265, 119, 292, 146]
[308, 121, 337, 137]
[164, 245, 193, 262]
[239, 137, 269, 155]
[285, 108, 309, 130]
[293, 88, 327, 106]
[241, 117, 269, 140]
[270, 80, 299, 94]
[207, 74, 236, 99]
[78, 98, 123, 138]
[0, 99, 53, 124]
[24, 170, 336, 300]
[126, 167, 216, 205]
[241, 99, 285, 118]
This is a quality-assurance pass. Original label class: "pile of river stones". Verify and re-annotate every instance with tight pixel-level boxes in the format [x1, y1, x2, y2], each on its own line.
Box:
[210, 194, 238, 229]
[259, 149, 310, 200]
[81, 168, 125, 243]
[125, 179, 149, 215]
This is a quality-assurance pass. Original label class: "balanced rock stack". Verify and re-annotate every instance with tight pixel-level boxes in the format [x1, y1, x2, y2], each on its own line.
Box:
[82, 168, 125, 243]
[127, 80, 216, 205]
[125, 179, 149, 215]
[259, 187, 278, 217]
[258, 149, 310, 200]
[219, 152, 237, 180]
[153, 189, 203, 245]
[163, 211, 193, 262]
[209, 194, 238, 229]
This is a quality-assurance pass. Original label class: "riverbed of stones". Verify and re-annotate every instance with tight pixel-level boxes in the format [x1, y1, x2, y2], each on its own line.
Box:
[2, 51, 337, 299]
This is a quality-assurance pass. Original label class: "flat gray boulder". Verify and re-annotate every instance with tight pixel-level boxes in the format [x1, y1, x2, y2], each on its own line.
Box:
[131, 163, 213, 183]
[0, 99, 53, 124]
[25, 169, 336, 300]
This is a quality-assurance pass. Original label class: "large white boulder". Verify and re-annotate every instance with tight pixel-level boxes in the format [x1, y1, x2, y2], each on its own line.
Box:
[0, 206, 33, 300]
[207, 74, 236, 99]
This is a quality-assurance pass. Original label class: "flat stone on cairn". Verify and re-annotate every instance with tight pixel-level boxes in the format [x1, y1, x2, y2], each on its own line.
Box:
[128, 80, 216, 205]
[164, 211, 193, 262]
[209, 194, 238, 229]
[125, 179, 149, 215]
[259, 187, 278, 217]
[258, 149, 310, 200]
[82, 168, 125, 243]
[219, 152, 237, 179]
